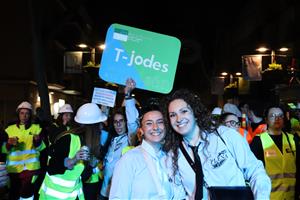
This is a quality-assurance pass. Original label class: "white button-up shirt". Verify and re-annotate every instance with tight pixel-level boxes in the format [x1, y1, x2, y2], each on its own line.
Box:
[109, 140, 187, 200]
[178, 125, 271, 200]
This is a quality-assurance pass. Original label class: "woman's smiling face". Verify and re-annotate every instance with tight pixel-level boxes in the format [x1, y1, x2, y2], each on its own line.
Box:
[168, 99, 197, 137]
[140, 110, 166, 145]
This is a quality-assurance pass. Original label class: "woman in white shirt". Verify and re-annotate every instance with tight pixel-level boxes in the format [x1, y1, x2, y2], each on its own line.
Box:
[162, 89, 271, 200]
[109, 101, 187, 200]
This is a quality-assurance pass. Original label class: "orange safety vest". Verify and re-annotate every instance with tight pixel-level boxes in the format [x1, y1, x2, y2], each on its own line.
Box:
[238, 128, 253, 144]
[251, 124, 267, 137]
[241, 123, 267, 144]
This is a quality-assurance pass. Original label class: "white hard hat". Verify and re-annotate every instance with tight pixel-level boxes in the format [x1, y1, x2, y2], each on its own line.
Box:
[211, 107, 222, 115]
[74, 103, 107, 124]
[16, 101, 32, 111]
[223, 103, 242, 117]
[58, 104, 73, 114]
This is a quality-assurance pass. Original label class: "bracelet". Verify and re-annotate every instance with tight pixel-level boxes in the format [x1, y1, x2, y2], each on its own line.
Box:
[125, 92, 131, 99]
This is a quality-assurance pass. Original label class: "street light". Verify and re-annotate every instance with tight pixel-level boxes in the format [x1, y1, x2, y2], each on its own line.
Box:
[220, 72, 241, 90]
[76, 43, 106, 68]
[255, 46, 290, 71]
[242, 47, 290, 81]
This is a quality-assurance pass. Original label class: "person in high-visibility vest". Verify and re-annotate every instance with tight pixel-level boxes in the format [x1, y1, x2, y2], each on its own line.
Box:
[250, 105, 297, 200]
[2, 101, 45, 200]
[81, 118, 108, 199]
[0, 125, 9, 196]
[289, 105, 300, 137]
[295, 131, 300, 200]
[48, 104, 74, 145]
[219, 112, 252, 143]
[39, 102, 107, 200]
[239, 103, 267, 143]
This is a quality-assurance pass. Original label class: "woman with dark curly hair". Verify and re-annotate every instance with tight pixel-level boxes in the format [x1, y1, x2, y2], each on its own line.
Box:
[162, 89, 271, 200]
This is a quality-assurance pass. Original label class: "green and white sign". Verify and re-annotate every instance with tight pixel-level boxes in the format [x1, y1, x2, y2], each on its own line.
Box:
[99, 24, 181, 94]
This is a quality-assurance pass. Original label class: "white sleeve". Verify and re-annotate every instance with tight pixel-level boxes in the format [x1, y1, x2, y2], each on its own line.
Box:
[223, 128, 271, 200]
[125, 98, 139, 145]
[125, 98, 139, 124]
[109, 154, 134, 199]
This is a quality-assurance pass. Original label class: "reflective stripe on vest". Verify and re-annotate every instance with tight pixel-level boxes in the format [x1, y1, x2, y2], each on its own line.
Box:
[260, 132, 296, 200]
[7, 157, 38, 166]
[269, 173, 295, 179]
[9, 149, 37, 156]
[5, 124, 44, 172]
[271, 184, 295, 192]
[41, 182, 83, 199]
[46, 172, 78, 187]
[40, 134, 84, 199]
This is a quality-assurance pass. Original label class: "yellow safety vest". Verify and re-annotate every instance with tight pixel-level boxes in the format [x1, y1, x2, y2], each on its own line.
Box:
[39, 134, 85, 200]
[3, 124, 45, 173]
[121, 145, 135, 155]
[85, 163, 103, 184]
[290, 118, 300, 137]
[260, 132, 296, 200]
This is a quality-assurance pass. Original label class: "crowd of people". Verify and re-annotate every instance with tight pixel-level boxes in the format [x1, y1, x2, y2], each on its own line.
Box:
[0, 78, 299, 200]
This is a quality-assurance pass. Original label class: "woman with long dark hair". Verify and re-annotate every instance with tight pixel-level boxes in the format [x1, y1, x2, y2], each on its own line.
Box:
[100, 78, 139, 199]
[39, 103, 107, 200]
[162, 89, 271, 200]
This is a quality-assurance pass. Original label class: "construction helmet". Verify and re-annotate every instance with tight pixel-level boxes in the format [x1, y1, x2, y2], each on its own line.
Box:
[74, 103, 107, 124]
[211, 107, 222, 115]
[16, 101, 32, 111]
[58, 104, 73, 114]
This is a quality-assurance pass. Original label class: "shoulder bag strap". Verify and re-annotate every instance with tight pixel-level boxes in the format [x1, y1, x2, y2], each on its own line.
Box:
[179, 141, 196, 172]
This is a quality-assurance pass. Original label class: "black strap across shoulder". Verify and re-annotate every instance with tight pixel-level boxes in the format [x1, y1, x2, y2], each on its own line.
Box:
[179, 141, 197, 172]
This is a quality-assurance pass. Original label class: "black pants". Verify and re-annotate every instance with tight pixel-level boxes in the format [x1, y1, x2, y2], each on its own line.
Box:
[83, 181, 101, 200]
[9, 172, 35, 200]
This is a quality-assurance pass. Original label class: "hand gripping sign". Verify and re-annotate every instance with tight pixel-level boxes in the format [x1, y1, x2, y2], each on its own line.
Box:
[99, 24, 181, 94]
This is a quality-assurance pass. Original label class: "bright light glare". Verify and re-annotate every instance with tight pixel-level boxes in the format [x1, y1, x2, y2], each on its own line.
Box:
[221, 72, 228, 76]
[256, 47, 268, 52]
[279, 47, 288, 52]
[78, 44, 88, 48]
[99, 44, 106, 50]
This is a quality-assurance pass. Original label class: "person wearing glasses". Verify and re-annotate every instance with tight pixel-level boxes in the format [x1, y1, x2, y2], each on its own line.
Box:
[250, 105, 298, 200]
[220, 112, 241, 131]
[100, 78, 139, 200]
[162, 89, 271, 200]
[219, 112, 253, 143]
